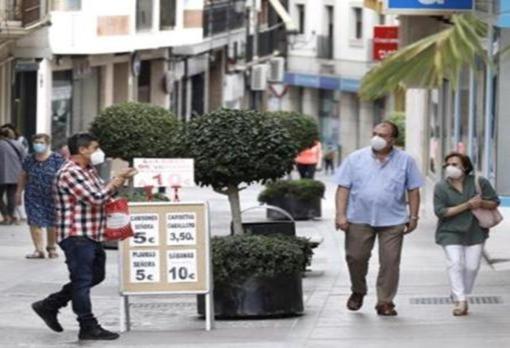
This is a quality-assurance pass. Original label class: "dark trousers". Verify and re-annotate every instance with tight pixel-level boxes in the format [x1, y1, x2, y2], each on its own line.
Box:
[324, 159, 335, 175]
[44, 237, 106, 326]
[0, 183, 17, 218]
[297, 164, 316, 179]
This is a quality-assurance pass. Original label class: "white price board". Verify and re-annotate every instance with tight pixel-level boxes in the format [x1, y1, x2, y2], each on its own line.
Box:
[167, 249, 198, 283]
[130, 214, 159, 247]
[166, 212, 197, 246]
[133, 158, 195, 188]
[130, 250, 160, 283]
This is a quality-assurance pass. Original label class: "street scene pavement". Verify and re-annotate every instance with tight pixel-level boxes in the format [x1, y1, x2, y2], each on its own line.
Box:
[1, 172, 510, 348]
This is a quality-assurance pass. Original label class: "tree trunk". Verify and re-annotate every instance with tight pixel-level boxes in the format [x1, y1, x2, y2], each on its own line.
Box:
[227, 187, 243, 235]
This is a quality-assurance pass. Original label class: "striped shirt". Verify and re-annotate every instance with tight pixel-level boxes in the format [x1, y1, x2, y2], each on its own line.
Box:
[54, 159, 115, 242]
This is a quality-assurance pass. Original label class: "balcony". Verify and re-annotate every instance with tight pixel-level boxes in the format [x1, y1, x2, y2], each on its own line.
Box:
[316, 35, 333, 60]
[203, 0, 245, 37]
[0, 0, 49, 41]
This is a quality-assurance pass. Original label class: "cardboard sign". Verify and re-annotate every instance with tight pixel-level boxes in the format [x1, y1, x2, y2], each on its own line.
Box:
[133, 158, 195, 188]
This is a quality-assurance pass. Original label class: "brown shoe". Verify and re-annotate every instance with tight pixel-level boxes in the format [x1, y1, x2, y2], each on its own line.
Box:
[452, 301, 468, 316]
[376, 302, 398, 316]
[346, 293, 365, 311]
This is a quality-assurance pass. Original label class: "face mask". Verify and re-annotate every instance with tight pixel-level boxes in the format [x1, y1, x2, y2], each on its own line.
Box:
[370, 136, 387, 151]
[33, 143, 47, 154]
[445, 165, 464, 179]
[90, 149, 106, 166]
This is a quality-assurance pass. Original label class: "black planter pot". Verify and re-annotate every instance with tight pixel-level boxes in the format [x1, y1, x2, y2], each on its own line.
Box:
[198, 273, 303, 318]
[266, 196, 321, 220]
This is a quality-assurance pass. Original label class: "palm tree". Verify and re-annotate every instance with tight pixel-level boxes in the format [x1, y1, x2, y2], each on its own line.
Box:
[359, 14, 487, 100]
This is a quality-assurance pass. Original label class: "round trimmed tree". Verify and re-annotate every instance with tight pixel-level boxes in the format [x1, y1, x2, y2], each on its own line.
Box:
[267, 111, 320, 152]
[90, 102, 181, 163]
[186, 109, 297, 235]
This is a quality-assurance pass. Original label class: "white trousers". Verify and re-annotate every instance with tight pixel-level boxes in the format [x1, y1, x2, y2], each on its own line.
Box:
[443, 243, 484, 302]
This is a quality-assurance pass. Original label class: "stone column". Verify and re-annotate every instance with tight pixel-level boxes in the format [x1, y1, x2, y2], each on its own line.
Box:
[36, 58, 52, 133]
[359, 99, 373, 148]
[339, 92, 358, 160]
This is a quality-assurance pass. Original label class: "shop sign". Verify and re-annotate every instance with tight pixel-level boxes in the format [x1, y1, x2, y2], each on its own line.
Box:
[373, 26, 399, 61]
[385, 0, 473, 14]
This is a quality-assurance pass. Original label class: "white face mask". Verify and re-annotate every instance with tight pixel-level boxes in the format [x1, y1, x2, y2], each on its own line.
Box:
[445, 165, 464, 179]
[90, 149, 106, 166]
[370, 136, 387, 151]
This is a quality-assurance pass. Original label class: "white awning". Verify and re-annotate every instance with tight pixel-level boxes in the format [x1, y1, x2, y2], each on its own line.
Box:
[267, 0, 298, 33]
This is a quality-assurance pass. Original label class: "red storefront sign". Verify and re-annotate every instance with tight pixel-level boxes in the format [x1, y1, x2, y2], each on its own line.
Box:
[373, 26, 399, 61]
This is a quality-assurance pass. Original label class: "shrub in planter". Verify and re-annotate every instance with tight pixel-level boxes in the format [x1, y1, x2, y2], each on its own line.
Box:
[90, 102, 182, 164]
[267, 111, 320, 153]
[258, 179, 326, 220]
[197, 234, 310, 317]
[184, 108, 297, 235]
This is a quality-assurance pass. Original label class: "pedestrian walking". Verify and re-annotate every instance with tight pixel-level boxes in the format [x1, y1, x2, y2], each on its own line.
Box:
[433, 152, 500, 316]
[334, 121, 423, 316]
[323, 141, 337, 175]
[296, 141, 322, 179]
[16, 134, 66, 259]
[31, 132, 136, 340]
[0, 127, 25, 225]
[1, 123, 29, 153]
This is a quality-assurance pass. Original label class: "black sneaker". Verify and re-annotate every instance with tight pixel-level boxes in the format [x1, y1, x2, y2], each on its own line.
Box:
[31, 300, 63, 332]
[78, 325, 120, 340]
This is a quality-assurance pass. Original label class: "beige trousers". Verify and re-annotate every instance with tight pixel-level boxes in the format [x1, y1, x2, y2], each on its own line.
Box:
[345, 223, 406, 305]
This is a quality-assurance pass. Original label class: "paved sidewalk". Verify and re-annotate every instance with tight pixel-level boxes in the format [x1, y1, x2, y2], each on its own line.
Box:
[1, 172, 510, 347]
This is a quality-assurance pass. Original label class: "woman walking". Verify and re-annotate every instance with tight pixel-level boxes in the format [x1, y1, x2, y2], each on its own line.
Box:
[16, 134, 66, 259]
[433, 152, 500, 316]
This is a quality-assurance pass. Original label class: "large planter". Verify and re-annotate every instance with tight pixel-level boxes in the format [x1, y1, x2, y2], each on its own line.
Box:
[198, 273, 303, 318]
[265, 195, 321, 220]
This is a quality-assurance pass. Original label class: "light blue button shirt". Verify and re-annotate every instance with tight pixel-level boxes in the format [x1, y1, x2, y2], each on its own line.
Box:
[334, 147, 424, 227]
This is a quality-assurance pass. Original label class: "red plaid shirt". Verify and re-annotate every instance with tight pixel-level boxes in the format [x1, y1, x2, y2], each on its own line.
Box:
[54, 159, 116, 242]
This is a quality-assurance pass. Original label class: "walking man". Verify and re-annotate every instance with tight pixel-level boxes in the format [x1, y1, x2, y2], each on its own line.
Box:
[335, 121, 423, 316]
[32, 133, 136, 340]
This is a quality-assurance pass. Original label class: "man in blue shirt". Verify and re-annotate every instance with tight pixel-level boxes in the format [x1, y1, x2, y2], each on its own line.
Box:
[335, 121, 423, 316]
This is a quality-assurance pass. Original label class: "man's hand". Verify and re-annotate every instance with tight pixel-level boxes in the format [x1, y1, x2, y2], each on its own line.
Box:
[404, 219, 418, 234]
[335, 215, 349, 232]
[118, 168, 138, 179]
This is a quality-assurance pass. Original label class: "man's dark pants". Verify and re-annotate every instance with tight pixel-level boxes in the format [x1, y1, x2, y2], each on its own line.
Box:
[43, 236, 106, 327]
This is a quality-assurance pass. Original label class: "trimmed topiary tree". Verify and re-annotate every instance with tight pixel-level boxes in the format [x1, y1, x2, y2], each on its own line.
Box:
[185, 109, 297, 235]
[267, 111, 320, 152]
[90, 102, 181, 164]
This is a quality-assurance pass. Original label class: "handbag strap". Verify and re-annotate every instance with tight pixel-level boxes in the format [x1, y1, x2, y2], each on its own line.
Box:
[474, 174, 482, 195]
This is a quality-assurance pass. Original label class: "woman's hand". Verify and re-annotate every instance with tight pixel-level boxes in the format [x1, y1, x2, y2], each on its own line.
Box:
[467, 195, 483, 209]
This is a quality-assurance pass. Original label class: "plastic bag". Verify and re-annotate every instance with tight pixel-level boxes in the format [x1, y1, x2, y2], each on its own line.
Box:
[104, 198, 134, 241]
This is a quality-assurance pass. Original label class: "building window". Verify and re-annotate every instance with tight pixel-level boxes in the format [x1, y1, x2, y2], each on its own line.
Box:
[160, 0, 177, 30]
[352, 7, 363, 40]
[136, 0, 153, 32]
[296, 4, 305, 34]
[52, 0, 81, 11]
[379, 14, 385, 25]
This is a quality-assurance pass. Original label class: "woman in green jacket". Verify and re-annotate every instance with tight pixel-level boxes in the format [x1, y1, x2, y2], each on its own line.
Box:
[433, 152, 500, 317]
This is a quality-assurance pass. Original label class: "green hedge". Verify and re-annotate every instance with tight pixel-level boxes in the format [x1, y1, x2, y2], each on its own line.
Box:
[258, 179, 326, 203]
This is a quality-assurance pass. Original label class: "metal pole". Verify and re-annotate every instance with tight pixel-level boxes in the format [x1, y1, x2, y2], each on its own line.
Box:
[483, 14, 494, 178]
[453, 74, 462, 151]
[467, 68, 476, 158]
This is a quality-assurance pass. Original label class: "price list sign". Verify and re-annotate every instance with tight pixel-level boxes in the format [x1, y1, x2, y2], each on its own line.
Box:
[119, 202, 210, 295]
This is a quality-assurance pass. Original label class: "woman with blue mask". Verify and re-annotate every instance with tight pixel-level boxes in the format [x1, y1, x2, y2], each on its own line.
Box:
[16, 134, 66, 259]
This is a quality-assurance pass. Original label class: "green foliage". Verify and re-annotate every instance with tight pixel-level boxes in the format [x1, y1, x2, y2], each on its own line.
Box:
[185, 109, 297, 190]
[267, 111, 320, 152]
[211, 235, 308, 284]
[360, 14, 487, 100]
[120, 191, 170, 202]
[90, 102, 181, 163]
[258, 179, 326, 203]
[387, 112, 406, 147]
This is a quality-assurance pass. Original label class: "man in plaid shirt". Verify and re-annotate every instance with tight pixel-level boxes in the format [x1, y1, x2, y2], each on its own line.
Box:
[31, 133, 136, 341]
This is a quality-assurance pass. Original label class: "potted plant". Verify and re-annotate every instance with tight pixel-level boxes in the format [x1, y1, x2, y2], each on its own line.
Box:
[258, 179, 325, 220]
[185, 108, 309, 317]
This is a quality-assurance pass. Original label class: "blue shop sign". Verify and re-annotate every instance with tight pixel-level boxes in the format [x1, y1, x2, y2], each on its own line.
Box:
[284, 73, 360, 92]
[496, 0, 510, 28]
[386, 0, 473, 13]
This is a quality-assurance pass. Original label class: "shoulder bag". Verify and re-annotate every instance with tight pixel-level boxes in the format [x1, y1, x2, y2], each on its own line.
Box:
[471, 175, 503, 229]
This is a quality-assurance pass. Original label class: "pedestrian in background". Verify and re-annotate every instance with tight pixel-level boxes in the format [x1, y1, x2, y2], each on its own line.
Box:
[335, 121, 423, 316]
[31, 133, 136, 341]
[323, 141, 337, 175]
[1, 123, 29, 153]
[16, 134, 66, 259]
[296, 140, 322, 179]
[0, 127, 25, 225]
[433, 152, 500, 316]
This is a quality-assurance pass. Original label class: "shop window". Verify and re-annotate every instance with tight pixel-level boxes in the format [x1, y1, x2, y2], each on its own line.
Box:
[160, 0, 177, 30]
[296, 4, 305, 34]
[136, 0, 153, 32]
[351, 7, 363, 40]
[137, 60, 151, 103]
